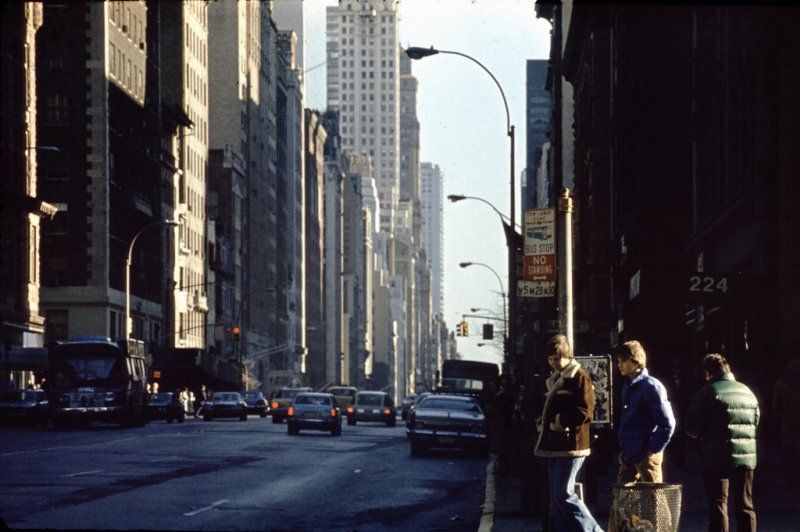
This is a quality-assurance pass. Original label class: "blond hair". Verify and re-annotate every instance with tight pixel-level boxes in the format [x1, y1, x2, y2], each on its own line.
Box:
[618, 340, 647, 369]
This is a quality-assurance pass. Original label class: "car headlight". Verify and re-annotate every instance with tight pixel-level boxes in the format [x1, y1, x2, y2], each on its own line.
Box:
[104, 392, 117, 402]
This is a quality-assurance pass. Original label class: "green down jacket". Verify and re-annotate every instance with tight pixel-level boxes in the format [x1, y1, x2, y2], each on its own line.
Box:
[685, 372, 760, 470]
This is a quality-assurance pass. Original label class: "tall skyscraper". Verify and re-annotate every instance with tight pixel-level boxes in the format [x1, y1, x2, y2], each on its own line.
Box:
[326, 0, 400, 233]
[37, 1, 171, 347]
[523, 59, 549, 210]
[420, 163, 444, 318]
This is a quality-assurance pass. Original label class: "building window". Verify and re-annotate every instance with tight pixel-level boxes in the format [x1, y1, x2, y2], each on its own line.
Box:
[45, 310, 69, 342]
[45, 93, 69, 124]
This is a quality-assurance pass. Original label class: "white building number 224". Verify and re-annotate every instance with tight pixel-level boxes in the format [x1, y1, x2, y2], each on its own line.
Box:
[689, 275, 729, 294]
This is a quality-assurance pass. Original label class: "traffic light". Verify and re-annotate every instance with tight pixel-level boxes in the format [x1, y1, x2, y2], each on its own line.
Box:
[456, 323, 462, 337]
[462, 322, 469, 337]
[231, 325, 241, 341]
[482, 323, 494, 340]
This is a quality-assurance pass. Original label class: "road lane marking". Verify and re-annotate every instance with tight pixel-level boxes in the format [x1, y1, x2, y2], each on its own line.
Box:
[1, 446, 58, 457]
[183, 499, 228, 517]
[61, 469, 104, 478]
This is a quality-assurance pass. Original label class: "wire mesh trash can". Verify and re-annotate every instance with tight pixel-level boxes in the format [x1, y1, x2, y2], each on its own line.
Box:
[609, 483, 682, 532]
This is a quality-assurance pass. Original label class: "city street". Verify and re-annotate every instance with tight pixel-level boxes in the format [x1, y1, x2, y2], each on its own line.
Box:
[0, 416, 487, 530]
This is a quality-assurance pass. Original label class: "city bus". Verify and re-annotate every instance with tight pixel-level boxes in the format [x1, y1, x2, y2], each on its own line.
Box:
[46, 336, 148, 428]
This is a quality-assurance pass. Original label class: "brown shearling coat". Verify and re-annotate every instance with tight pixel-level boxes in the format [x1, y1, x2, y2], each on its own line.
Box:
[534, 359, 595, 458]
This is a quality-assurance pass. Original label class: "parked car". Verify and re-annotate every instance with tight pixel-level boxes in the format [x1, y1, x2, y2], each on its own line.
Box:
[327, 386, 358, 416]
[346, 391, 396, 427]
[241, 390, 268, 417]
[404, 392, 431, 420]
[406, 394, 489, 457]
[0, 389, 48, 426]
[203, 391, 247, 421]
[146, 392, 185, 423]
[269, 387, 312, 423]
[286, 393, 342, 436]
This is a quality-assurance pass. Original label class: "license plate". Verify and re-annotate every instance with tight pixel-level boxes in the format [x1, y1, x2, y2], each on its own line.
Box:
[304, 412, 317, 418]
[437, 436, 456, 445]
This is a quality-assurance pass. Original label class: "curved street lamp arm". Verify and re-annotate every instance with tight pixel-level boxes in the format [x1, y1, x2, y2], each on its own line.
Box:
[455, 195, 521, 229]
[438, 50, 511, 135]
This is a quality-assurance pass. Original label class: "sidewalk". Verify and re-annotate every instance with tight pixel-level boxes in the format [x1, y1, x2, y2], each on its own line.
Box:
[480, 447, 800, 531]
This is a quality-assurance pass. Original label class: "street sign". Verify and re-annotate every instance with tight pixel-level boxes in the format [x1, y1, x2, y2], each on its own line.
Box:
[521, 208, 556, 298]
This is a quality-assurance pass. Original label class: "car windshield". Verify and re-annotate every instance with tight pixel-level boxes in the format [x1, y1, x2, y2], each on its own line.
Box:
[213, 393, 239, 402]
[150, 393, 172, 404]
[329, 388, 356, 397]
[276, 388, 307, 399]
[295, 395, 331, 406]
[242, 391, 262, 400]
[357, 394, 383, 406]
[418, 398, 482, 413]
[1, 391, 32, 402]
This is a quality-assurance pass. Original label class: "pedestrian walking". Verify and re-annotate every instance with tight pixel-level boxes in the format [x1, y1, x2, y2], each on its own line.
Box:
[616, 340, 675, 484]
[195, 384, 207, 418]
[534, 334, 603, 532]
[772, 359, 800, 496]
[178, 387, 189, 415]
[686, 353, 760, 532]
[487, 374, 515, 475]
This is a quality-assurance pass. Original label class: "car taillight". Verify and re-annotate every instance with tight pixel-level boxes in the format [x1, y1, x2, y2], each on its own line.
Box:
[287, 406, 294, 417]
[271, 401, 278, 409]
[330, 408, 337, 417]
[383, 408, 391, 415]
[346, 406, 354, 414]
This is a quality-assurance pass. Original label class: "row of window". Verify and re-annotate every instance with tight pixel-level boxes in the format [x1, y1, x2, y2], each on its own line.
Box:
[109, 42, 144, 100]
[109, 1, 145, 48]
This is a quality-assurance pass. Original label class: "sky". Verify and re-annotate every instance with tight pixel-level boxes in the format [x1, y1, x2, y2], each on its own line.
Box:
[301, 0, 552, 366]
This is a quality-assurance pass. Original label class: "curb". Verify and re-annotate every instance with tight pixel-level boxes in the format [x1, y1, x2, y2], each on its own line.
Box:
[478, 454, 497, 532]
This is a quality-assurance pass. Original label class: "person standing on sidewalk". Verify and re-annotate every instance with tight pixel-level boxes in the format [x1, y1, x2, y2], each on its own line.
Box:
[534, 334, 603, 532]
[616, 340, 675, 483]
[686, 353, 759, 532]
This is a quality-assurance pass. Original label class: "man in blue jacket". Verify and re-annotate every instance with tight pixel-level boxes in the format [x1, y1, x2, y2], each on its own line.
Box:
[616, 340, 676, 483]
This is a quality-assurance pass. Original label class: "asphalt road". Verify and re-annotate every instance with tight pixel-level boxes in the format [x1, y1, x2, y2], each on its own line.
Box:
[0, 415, 487, 531]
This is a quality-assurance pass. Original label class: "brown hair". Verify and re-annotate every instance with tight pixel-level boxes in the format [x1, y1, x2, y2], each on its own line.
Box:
[545, 334, 573, 359]
[702, 353, 730, 377]
[617, 340, 647, 369]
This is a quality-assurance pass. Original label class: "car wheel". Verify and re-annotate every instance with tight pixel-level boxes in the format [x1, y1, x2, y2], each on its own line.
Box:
[287, 423, 299, 435]
[272, 415, 282, 424]
[347, 417, 356, 426]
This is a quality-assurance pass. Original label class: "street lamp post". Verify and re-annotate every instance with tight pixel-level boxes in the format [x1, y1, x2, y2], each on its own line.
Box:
[407, 46, 518, 375]
[459, 261, 508, 352]
[126, 220, 179, 344]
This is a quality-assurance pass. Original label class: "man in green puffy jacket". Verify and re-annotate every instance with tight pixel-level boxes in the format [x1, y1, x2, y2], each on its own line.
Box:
[686, 354, 760, 532]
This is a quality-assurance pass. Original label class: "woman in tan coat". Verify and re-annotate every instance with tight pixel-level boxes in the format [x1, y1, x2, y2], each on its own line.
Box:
[534, 334, 601, 531]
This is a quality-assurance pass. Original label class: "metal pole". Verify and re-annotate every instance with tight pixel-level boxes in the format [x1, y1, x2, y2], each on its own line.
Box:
[508, 125, 517, 376]
[557, 188, 574, 347]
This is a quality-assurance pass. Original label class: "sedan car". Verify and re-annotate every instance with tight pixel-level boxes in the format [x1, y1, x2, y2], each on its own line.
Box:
[203, 391, 247, 421]
[146, 392, 185, 423]
[269, 387, 312, 423]
[286, 393, 342, 436]
[346, 391, 396, 427]
[0, 389, 48, 427]
[406, 394, 489, 457]
[240, 390, 268, 417]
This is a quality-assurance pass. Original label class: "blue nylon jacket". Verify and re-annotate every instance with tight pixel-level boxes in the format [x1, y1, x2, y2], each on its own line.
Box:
[618, 368, 676, 464]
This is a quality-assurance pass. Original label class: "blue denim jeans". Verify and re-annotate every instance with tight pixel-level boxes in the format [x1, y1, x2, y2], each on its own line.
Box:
[547, 456, 603, 532]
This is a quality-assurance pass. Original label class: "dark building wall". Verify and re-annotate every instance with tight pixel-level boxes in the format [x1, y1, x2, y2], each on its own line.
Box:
[37, 2, 92, 289]
[564, 5, 800, 395]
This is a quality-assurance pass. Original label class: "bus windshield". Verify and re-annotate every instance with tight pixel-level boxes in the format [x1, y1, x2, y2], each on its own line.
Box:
[50, 355, 125, 389]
